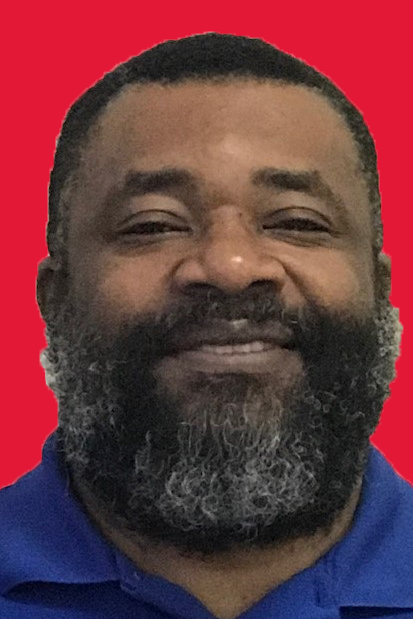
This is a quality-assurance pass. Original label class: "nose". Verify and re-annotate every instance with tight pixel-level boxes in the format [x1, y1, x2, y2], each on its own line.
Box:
[172, 207, 287, 294]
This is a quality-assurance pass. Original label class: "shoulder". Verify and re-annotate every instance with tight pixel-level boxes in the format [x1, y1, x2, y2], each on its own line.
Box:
[332, 447, 413, 609]
[0, 457, 64, 595]
[0, 435, 118, 600]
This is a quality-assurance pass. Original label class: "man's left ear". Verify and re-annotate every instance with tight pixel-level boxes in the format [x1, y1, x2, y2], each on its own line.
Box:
[375, 252, 392, 297]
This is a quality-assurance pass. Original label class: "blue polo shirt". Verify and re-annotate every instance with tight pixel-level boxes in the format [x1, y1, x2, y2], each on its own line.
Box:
[1, 434, 412, 619]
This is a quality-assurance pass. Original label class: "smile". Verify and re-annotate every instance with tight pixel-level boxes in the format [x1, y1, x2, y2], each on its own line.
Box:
[196, 340, 275, 355]
[168, 341, 299, 374]
[160, 320, 300, 374]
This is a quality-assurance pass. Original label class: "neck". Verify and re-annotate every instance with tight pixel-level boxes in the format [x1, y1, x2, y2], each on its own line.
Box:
[74, 480, 362, 619]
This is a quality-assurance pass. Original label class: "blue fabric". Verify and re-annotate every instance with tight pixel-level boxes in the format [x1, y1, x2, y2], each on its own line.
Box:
[1, 433, 412, 619]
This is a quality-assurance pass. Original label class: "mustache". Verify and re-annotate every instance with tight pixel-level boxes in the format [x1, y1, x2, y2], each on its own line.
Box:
[109, 283, 373, 364]
[113, 285, 300, 353]
[159, 283, 303, 325]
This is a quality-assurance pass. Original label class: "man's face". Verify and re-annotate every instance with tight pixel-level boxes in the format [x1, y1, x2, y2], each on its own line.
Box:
[69, 80, 376, 321]
[39, 80, 400, 555]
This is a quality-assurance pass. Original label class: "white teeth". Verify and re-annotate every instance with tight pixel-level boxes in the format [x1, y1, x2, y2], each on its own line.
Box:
[230, 319, 249, 330]
[198, 341, 272, 355]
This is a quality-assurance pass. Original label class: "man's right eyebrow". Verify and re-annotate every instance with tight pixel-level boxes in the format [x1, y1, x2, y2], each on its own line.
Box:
[118, 168, 196, 197]
[98, 167, 197, 221]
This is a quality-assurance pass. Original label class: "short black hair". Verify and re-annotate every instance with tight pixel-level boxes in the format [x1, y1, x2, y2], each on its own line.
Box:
[48, 32, 382, 267]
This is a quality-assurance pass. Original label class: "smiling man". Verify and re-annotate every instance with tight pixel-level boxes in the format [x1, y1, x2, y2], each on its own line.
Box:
[1, 33, 412, 619]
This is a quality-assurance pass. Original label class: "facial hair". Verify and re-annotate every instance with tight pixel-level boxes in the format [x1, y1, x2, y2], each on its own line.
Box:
[40, 280, 401, 556]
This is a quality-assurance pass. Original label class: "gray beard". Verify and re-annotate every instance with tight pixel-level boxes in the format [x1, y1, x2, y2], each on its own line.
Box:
[40, 287, 401, 555]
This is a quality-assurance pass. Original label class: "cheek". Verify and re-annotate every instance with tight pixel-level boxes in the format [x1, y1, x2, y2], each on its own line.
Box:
[71, 244, 375, 323]
[287, 249, 375, 314]
[76, 252, 174, 322]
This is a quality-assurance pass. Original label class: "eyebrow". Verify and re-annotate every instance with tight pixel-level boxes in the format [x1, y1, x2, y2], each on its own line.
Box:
[104, 165, 347, 219]
[121, 168, 196, 196]
[252, 167, 346, 214]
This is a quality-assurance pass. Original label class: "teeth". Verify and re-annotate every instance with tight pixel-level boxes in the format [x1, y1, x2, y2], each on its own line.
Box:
[198, 341, 272, 355]
[230, 319, 249, 330]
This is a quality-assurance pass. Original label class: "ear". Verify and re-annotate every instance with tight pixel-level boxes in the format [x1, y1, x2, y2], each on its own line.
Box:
[36, 256, 67, 323]
[376, 252, 392, 297]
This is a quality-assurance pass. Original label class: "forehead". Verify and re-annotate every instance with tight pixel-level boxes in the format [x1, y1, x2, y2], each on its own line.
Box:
[88, 79, 360, 165]
[74, 79, 369, 226]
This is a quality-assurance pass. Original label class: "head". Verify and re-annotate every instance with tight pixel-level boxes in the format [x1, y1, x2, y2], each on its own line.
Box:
[37, 33, 401, 556]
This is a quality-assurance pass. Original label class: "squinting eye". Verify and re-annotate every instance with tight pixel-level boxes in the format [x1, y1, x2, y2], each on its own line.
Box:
[265, 218, 330, 233]
[123, 221, 190, 236]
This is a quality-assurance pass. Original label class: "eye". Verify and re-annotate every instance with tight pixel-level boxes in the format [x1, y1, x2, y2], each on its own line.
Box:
[261, 210, 334, 247]
[118, 210, 192, 243]
[269, 218, 330, 233]
[123, 221, 190, 236]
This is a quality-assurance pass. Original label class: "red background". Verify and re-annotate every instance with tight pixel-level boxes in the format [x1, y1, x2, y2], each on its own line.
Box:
[1, 2, 412, 489]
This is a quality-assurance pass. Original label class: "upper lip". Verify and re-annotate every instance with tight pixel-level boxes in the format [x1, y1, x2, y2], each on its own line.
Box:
[166, 321, 295, 354]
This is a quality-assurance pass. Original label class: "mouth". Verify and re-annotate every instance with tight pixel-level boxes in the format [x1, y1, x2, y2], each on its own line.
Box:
[195, 340, 278, 355]
[163, 321, 299, 374]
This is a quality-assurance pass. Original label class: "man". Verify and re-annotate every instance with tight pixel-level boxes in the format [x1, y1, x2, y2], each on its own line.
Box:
[0, 32, 412, 619]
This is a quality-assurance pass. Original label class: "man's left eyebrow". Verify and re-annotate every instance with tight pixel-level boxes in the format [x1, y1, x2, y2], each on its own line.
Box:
[252, 167, 347, 214]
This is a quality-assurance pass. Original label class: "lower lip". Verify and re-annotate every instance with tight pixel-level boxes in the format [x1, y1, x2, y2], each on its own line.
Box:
[169, 346, 300, 374]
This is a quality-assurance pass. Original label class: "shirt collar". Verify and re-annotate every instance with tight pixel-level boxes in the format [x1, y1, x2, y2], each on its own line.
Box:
[1, 433, 412, 609]
[0, 432, 119, 594]
[331, 447, 413, 609]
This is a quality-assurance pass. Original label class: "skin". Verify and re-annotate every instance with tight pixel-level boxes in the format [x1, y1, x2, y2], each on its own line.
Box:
[37, 80, 385, 619]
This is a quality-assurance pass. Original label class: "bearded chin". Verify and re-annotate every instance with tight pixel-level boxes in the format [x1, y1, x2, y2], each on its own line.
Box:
[40, 291, 401, 556]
